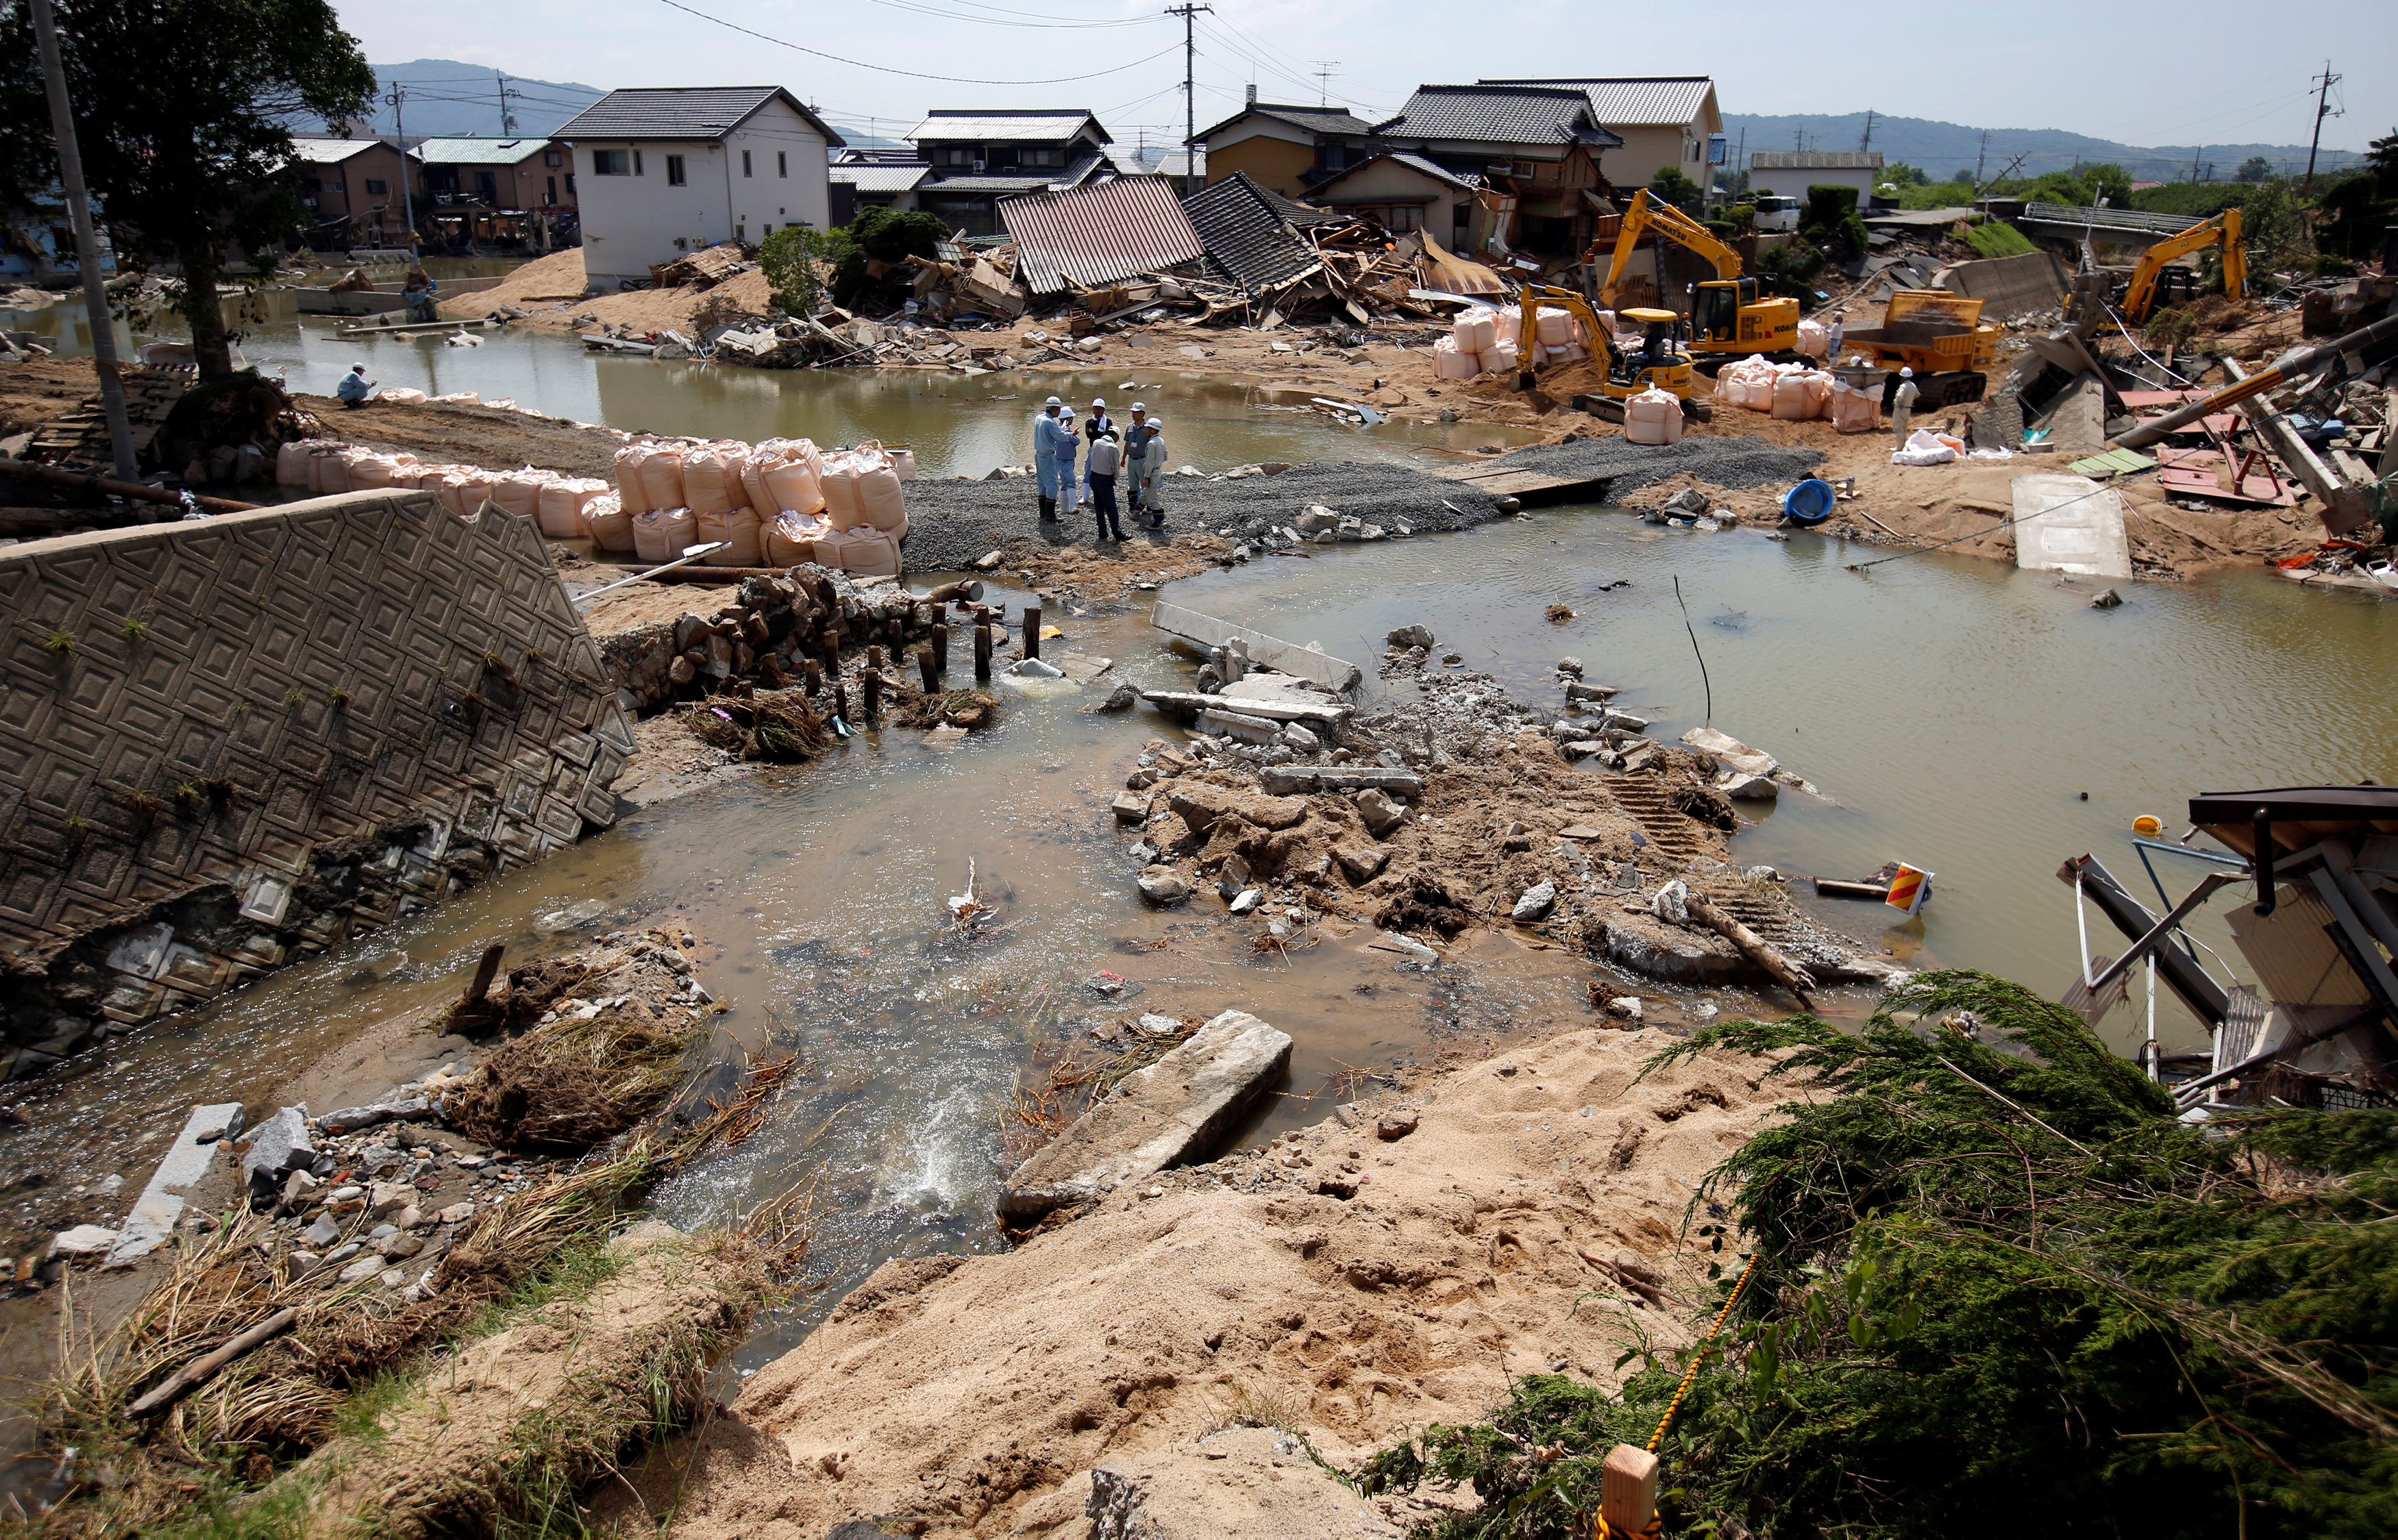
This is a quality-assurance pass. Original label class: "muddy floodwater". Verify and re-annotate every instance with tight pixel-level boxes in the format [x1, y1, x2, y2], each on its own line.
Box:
[5, 282, 2395, 1374]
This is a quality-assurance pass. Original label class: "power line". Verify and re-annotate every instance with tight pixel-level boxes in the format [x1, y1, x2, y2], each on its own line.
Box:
[848, 0, 1154, 27]
[652, 0, 1187, 84]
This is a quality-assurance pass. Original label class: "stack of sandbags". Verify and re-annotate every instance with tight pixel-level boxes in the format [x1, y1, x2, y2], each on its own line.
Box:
[632, 506, 698, 562]
[1431, 336, 1479, 379]
[1770, 369, 1833, 421]
[1529, 308, 1589, 366]
[1481, 337, 1519, 377]
[489, 467, 547, 520]
[275, 438, 337, 487]
[820, 442, 908, 536]
[538, 477, 614, 538]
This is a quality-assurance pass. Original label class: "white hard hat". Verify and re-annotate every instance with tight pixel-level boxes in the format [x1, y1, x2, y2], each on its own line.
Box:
[1145, 416, 1162, 427]
[1091, 397, 1107, 408]
[1061, 403, 1075, 416]
[1045, 395, 1063, 407]
[1130, 401, 1147, 412]
[351, 362, 367, 371]
[1899, 367, 1914, 377]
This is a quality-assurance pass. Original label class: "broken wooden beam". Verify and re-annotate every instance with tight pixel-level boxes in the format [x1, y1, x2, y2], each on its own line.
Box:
[0, 458, 258, 515]
[128, 1307, 298, 1417]
[1684, 891, 1815, 1007]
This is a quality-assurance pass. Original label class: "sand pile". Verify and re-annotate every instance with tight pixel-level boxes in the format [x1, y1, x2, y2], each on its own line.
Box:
[612, 1026, 1799, 1538]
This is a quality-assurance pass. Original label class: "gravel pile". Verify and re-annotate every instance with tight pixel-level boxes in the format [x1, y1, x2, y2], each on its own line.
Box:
[898, 460, 1509, 572]
[1498, 433, 1824, 498]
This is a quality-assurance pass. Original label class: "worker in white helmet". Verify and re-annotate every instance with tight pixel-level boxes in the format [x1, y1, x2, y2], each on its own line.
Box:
[1891, 367, 1919, 450]
[1130, 414, 1169, 528]
[1032, 397, 1069, 521]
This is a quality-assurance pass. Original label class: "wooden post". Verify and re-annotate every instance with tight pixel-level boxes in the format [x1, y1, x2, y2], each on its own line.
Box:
[917, 647, 938, 692]
[1600, 1445, 1659, 1537]
[823, 631, 841, 675]
[1022, 605, 1042, 660]
[974, 621, 993, 680]
[930, 623, 948, 673]
[867, 644, 886, 672]
[1685, 891, 1817, 1008]
[833, 682, 850, 723]
[861, 670, 881, 721]
[463, 944, 505, 1008]
[802, 657, 822, 695]
[926, 579, 985, 605]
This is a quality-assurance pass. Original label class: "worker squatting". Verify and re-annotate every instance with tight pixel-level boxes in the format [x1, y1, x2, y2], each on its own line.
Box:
[1035, 396, 1167, 543]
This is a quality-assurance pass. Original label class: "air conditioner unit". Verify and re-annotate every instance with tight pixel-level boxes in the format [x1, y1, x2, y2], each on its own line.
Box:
[973, 159, 986, 173]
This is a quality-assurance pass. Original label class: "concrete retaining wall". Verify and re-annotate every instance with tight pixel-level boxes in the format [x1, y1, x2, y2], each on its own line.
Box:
[1938, 250, 2070, 321]
[0, 488, 632, 1076]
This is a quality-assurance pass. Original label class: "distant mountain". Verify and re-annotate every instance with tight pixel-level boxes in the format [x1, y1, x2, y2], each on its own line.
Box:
[333, 60, 606, 140]
[1719, 110, 2364, 184]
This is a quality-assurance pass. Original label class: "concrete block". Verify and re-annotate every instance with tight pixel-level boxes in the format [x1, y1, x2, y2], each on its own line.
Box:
[106, 1102, 245, 1266]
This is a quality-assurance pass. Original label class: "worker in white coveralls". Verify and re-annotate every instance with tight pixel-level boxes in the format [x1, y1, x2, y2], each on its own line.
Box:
[1130, 414, 1169, 528]
[1890, 367, 1919, 451]
[1033, 397, 1069, 521]
[1054, 405, 1082, 515]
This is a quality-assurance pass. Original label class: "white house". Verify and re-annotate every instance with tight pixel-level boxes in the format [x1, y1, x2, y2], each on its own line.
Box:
[556, 86, 843, 286]
[1746, 151, 1884, 204]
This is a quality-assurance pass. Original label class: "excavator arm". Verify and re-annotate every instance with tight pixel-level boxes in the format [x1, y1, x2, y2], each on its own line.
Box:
[1594, 188, 1742, 308]
[2120, 208, 2246, 324]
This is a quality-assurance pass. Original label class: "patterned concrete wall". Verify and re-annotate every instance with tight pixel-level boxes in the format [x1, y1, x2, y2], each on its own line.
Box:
[0, 489, 632, 1073]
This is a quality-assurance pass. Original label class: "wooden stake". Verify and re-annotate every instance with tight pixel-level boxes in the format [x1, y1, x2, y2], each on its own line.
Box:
[1600, 1445, 1659, 1537]
[834, 682, 850, 722]
[862, 670, 881, 721]
[1022, 605, 1042, 660]
[974, 621, 993, 680]
[930, 623, 948, 672]
[463, 943, 504, 1007]
[802, 657, 822, 694]
[867, 644, 886, 671]
[917, 648, 938, 691]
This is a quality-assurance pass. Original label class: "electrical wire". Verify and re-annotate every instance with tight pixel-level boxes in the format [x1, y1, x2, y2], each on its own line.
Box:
[652, 0, 1186, 84]
[1842, 469, 2159, 573]
[1197, 12, 1392, 114]
[850, 0, 1155, 26]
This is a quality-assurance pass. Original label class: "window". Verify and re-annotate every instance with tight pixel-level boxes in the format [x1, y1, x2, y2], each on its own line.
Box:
[778, 151, 787, 177]
[544, 148, 562, 166]
[363, 177, 387, 194]
[666, 154, 686, 186]
[565, 173, 575, 193]
[1022, 147, 1064, 169]
[545, 175, 556, 203]
[742, 149, 752, 177]
[593, 149, 629, 175]
[735, 223, 746, 241]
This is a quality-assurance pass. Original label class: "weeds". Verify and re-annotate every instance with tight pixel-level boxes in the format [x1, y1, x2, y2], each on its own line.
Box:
[326, 686, 353, 709]
[282, 687, 306, 710]
[42, 628, 75, 658]
[60, 815, 92, 841]
[119, 617, 152, 643]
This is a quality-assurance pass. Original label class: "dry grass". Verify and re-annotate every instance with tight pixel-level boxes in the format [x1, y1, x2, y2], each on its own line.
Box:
[682, 690, 831, 762]
[998, 1019, 1198, 1164]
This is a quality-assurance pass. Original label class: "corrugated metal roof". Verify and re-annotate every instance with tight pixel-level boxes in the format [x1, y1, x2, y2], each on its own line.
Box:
[1751, 151, 1883, 171]
[556, 88, 843, 146]
[1375, 86, 1622, 149]
[1479, 77, 1716, 128]
[910, 110, 1106, 145]
[1001, 175, 1205, 294]
[830, 164, 930, 192]
[288, 138, 389, 164]
[1180, 172, 1318, 293]
[412, 136, 550, 166]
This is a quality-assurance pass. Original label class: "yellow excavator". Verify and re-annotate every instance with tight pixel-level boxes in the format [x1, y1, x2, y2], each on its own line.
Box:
[1516, 287, 1707, 419]
[1592, 188, 1799, 364]
[2117, 208, 2247, 326]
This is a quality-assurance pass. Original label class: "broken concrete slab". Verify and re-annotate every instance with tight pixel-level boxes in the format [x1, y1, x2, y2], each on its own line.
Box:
[1141, 689, 1348, 730]
[1166, 783, 1309, 834]
[1000, 1009, 1292, 1219]
[1196, 707, 1283, 745]
[2013, 473, 2132, 580]
[1149, 601, 1359, 692]
[1679, 728, 1777, 778]
[240, 1106, 318, 1201]
[1257, 765, 1423, 797]
[107, 1102, 245, 1266]
[319, 1098, 437, 1134]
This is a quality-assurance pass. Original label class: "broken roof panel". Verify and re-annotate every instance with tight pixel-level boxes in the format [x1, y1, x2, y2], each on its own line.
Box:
[1375, 86, 1623, 149]
[556, 87, 843, 146]
[910, 110, 1108, 145]
[1180, 172, 1319, 293]
[1000, 175, 1205, 295]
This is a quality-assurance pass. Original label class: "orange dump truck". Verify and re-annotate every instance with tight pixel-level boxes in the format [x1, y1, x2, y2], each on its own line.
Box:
[1831, 289, 2001, 408]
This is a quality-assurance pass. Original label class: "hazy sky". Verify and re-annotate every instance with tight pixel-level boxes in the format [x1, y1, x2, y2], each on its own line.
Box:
[332, 0, 2390, 157]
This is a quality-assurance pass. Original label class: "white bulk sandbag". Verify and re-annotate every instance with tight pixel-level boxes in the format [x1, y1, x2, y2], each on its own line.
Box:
[490, 468, 545, 519]
[379, 386, 428, 404]
[1432, 336, 1479, 380]
[639, 447, 686, 513]
[312, 448, 351, 495]
[889, 447, 916, 482]
[1891, 428, 1964, 466]
[346, 451, 398, 489]
[1624, 386, 1683, 446]
[695, 506, 763, 567]
[815, 524, 902, 577]
[1492, 308, 1522, 346]
[1481, 338, 1518, 376]
[766, 510, 822, 567]
[1455, 307, 1498, 353]
[1796, 318, 1830, 360]
[1829, 380, 1880, 434]
[739, 443, 776, 512]
[632, 507, 697, 562]
[1535, 308, 1579, 347]
[682, 445, 737, 515]
[819, 452, 865, 531]
[843, 440, 906, 532]
[584, 493, 634, 551]
[538, 477, 608, 538]
[614, 444, 652, 508]
[761, 440, 826, 514]
[430, 391, 480, 405]
[428, 473, 471, 517]
[274, 440, 317, 486]
[1772, 370, 1831, 421]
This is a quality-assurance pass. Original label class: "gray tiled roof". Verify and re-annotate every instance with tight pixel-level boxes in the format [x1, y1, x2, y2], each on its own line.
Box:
[1751, 151, 1882, 171]
[1193, 102, 1377, 142]
[1374, 86, 1623, 150]
[555, 88, 843, 147]
[1180, 172, 1318, 293]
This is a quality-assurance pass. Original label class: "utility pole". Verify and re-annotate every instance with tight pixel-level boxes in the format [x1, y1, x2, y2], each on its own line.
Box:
[1165, 3, 1210, 194]
[2303, 60, 2340, 195]
[28, 0, 135, 480]
[497, 73, 519, 137]
[2190, 142, 2202, 183]
[1975, 129, 1988, 185]
[387, 84, 415, 255]
[1858, 109, 1875, 154]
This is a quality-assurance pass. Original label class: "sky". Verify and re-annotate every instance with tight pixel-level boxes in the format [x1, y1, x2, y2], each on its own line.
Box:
[329, 0, 2391, 158]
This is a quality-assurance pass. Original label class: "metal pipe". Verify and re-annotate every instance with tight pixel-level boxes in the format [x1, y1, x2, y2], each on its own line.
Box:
[2108, 308, 2398, 449]
[571, 541, 729, 607]
[2084, 870, 2240, 994]
[0, 457, 257, 514]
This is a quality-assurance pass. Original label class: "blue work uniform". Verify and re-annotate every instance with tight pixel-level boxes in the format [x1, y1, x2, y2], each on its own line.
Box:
[1033, 412, 1070, 499]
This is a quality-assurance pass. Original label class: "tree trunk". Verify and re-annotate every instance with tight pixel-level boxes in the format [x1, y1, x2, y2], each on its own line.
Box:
[176, 235, 234, 381]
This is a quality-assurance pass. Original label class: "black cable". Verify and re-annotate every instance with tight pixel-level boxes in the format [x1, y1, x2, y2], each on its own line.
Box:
[652, 0, 1184, 84]
[1673, 573, 1711, 728]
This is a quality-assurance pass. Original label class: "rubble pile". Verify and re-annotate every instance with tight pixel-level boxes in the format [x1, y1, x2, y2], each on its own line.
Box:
[1114, 628, 1902, 994]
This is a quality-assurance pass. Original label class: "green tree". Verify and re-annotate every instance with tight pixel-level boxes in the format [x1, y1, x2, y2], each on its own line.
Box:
[1952, 169, 1975, 186]
[2236, 155, 2274, 183]
[0, 0, 375, 380]
[1646, 166, 1700, 213]
[829, 205, 950, 312]
[1883, 162, 1931, 187]
[1800, 184, 1868, 262]
[758, 225, 849, 316]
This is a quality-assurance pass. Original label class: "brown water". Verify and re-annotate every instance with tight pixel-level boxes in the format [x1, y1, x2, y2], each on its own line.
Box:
[5, 503, 2391, 1376]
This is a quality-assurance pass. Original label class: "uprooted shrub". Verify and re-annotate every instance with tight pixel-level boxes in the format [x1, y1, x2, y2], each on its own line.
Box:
[682, 690, 830, 762]
[1358, 970, 2398, 1539]
[447, 999, 708, 1154]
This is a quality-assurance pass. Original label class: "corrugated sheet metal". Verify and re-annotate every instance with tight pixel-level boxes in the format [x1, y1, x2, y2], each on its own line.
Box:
[830, 164, 930, 193]
[1481, 77, 1716, 128]
[1002, 176, 1206, 295]
[1751, 151, 1882, 171]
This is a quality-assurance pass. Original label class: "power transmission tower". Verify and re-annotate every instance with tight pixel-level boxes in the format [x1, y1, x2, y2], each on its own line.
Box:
[1165, 3, 1210, 193]
[2303, 60, 2341, 195]
[27, 0, 134, 473]
[1858, 109, 1875, 153]
[497, 73, 519, 136]
[387, 83, 415, 250]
